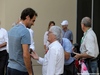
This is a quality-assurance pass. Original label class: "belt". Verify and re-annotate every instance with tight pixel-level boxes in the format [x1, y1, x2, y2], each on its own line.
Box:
[85, 58, 97, 62]
[90, 58, 97, 61]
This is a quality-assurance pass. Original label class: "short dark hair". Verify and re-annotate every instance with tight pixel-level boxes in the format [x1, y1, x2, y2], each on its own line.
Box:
[81, 17, 91, 27]
[21, 8, 38, 20]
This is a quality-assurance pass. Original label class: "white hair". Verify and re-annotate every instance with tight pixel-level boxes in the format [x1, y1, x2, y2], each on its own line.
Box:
[49, 26, 62, 42]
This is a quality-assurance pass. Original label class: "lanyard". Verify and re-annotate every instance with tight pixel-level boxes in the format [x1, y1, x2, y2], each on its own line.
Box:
[80, 28, 90, 44]
[81, 32, 87, 44]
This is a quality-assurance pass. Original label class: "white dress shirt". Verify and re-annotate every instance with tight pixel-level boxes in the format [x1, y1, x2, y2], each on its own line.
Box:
[44, 31, 49, 49]
[80, 28, 99, 58]
[37, 41, 64, 75]
[27, 28, 35, 51]
[0, 28, 8, 51]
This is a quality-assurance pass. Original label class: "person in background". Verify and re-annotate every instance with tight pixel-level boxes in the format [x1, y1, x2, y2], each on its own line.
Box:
[61, 20, 73, 43]
[12, 18, 21, 27]
[0, 21, 8, 75]
[31, 26, 64, 75]
[7, 8, 38, 75]
[27, 27, 35, 53]
[43, 21, 55, 53]
[74, 17, 99, 74]
[61, 38, 77, 75]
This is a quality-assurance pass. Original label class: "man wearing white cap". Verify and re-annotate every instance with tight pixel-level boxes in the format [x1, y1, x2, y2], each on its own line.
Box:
[61, 20, 73, 43]
[61, 20, 77, 75]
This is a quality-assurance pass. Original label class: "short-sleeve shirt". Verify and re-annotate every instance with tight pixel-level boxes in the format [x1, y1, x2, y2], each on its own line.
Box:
[8, 24, 31, 72]
[80, 28, 99, 58]
[61, 38, 74, 65]
[62, 29, 73, 41]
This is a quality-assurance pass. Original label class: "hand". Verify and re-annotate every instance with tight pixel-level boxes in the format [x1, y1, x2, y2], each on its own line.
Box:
[30, 51, 39, 60]
[74, 52, 81, 60]
[29, 73, 33, 75]
[45, 49, 48, 54]
[30, 49, 33, 54]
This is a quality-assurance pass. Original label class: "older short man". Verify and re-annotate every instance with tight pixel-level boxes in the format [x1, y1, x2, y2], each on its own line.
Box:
[31, 26, 64, 75]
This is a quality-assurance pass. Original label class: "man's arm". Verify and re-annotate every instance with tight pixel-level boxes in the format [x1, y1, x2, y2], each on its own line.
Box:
[63, 38, 72, 60]
[0, 42, 7, 48]
[30, 51, 45, 65]
[74, 52, 93, 60]
[70, 31, 73, 43]
[0, 29, 8, 48]
[64, 51, 70, 60]
[22, 44, 33, 75]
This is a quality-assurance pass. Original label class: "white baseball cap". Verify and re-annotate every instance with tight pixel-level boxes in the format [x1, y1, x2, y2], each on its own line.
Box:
[61, 20, 68, 26]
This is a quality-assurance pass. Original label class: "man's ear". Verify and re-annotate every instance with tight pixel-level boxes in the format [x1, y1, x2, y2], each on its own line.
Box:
[26, 15, 30, 20]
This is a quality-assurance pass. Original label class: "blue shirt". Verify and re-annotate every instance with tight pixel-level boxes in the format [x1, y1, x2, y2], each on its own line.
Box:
[61, 38, 74, 65]
[8, 24, 31, 72]
[62, 29, 73, 41]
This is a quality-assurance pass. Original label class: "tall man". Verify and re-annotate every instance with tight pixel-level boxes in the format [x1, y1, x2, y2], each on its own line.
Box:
[7, 8, 37, 75]
[74, 17, 99, 74]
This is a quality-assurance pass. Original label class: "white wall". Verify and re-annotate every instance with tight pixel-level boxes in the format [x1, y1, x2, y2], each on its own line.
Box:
[0, 0, 77, 65]
[0, 0, 5, 28]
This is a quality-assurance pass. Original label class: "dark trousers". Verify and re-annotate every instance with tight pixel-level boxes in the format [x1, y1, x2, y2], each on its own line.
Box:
[61, 61, 77, 75]
[5, 53, 9, 75]
[7, 67, 29, 75]
[0, 50, 8, 75]
[85, 59, 98, 74]
[98, 59, 100, 73]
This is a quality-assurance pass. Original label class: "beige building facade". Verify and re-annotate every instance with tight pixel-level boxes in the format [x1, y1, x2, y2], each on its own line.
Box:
[0, 0, 77, 65]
